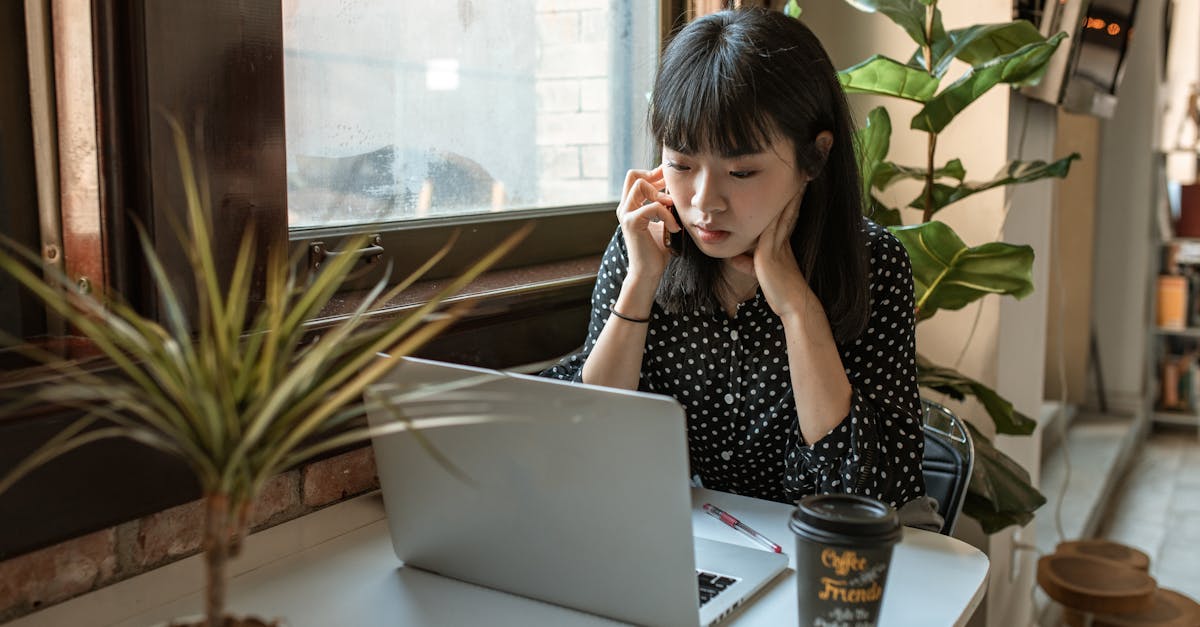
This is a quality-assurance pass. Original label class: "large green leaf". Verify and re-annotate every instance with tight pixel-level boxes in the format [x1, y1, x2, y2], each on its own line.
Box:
[890, 221, 1033, 320]
[911, 33, 1067, 134]
[873, 158, 965, 192]
[962, 422, 1047, 533]
[915, 21, 1048, 78]
[854, 106, 892, 203]
[866, 195, 903, 226]
[916, 354, 1035, 435]
[906, 153, 1080, 214]
[845, 0, 946, 49]
[839, 55, 940, 103]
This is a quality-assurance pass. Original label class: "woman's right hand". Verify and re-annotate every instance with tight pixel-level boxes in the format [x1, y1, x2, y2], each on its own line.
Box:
[617, 165, 680, 281]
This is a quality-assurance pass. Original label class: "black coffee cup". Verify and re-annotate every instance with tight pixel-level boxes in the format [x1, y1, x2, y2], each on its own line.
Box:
[789, 494, 902, 627]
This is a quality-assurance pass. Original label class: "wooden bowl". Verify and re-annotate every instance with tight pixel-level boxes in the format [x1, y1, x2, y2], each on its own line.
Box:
[1057, 540, 1152, 571]
[1063, 588, 1200, 627]
[1037, 554, 1157, 615]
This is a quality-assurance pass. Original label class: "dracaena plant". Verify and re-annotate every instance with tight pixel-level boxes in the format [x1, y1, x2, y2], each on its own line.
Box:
[788, 0, 1078, 533]
[0, 119, 531, 627]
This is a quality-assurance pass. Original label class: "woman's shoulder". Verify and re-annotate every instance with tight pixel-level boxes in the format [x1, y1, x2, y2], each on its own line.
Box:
[859, 216, 908, 265]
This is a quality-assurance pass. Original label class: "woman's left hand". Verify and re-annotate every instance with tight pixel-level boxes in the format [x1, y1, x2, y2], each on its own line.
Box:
[727, 190, 814, 322]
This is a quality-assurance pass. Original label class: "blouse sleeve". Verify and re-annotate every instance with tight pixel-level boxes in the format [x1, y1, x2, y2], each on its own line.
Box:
[784, 228, 925, 508]
[539, 228, 631, 383]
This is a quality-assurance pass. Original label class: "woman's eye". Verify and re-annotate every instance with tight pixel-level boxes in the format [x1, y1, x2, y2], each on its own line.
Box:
[666, 161, 690, 172]
[729, 170, 755, 179]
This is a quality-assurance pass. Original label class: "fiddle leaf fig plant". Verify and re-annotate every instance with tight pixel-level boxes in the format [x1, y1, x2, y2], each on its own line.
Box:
[800, 0, 1081, 533]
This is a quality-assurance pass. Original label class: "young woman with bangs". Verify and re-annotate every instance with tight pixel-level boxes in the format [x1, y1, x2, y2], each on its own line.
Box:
[542, 8, 925, 509]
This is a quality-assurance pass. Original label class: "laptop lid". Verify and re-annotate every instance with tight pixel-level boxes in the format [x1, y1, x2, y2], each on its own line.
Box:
[366, 356, 704, 626]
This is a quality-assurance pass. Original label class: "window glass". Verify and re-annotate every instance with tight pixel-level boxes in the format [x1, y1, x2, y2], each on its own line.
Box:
[282, 0, 657, 229]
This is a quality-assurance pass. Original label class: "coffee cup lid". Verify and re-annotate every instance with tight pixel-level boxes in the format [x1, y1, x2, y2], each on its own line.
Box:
[790, 494, 901, 546]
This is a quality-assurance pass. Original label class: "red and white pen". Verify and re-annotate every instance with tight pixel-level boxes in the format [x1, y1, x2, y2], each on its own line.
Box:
[702, 503, 783, 554]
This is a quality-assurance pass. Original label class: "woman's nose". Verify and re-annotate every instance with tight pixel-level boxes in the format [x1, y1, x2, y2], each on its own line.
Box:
[691, 170, 726, 214]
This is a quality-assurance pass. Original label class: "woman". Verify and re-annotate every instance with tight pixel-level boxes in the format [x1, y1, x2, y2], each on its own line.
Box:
[542, 8, 924, 508]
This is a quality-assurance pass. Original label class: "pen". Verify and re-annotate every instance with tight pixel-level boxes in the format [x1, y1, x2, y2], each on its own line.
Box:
[702, 503, 783, 554]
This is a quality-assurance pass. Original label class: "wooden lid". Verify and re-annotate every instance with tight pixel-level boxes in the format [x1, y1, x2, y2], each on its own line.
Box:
[1064, 589, 1200, 627]
[1056, 540, 1153, 571]
[1037, 554, 1157, 615]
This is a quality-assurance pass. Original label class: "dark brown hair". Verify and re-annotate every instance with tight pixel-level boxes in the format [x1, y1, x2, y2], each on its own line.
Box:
[650, 8, 870, 342]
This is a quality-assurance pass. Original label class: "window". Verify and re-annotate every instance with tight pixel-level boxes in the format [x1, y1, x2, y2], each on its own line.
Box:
[282, 0, 659, 230]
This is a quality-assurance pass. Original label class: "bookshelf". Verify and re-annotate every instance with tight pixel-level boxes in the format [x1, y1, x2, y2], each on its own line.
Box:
[1149, 235, 1200, 428]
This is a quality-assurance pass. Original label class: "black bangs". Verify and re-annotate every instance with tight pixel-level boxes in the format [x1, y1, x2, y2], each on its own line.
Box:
[650, 18, 777, 157]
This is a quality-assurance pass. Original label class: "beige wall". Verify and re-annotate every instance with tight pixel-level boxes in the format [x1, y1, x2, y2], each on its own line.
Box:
[1045, 112, 1101, 405]
[800, 3, 1050, 626]
[1091, 0, 1165, 414]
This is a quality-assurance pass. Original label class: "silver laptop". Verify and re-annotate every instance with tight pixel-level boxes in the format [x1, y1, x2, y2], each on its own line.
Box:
[366, 356, 787, 627]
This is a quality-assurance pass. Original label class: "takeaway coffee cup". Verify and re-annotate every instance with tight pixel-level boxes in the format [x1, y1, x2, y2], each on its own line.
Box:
[789, 494, 902, 627]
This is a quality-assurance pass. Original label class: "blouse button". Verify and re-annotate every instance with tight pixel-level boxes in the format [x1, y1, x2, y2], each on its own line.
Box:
[724, 393, 735, 404]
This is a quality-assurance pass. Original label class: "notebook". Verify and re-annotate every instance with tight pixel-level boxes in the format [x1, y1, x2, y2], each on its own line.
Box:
[366, 356, 787, 627]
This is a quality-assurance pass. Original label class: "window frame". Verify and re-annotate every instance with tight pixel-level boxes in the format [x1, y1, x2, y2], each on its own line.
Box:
[0, 0, 693, 562]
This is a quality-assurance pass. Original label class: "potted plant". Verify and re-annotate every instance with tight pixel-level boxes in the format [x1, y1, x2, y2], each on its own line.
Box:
[0, 119, 531, 626]
[786, 0, 1077, 533]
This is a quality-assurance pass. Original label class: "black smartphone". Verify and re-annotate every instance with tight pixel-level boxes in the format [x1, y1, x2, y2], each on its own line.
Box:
[667, 203, 683, 256]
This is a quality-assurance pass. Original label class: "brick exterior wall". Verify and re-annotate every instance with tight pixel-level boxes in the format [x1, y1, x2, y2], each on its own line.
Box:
[535, 0, 613, 206]
[0, 447, 380, 623]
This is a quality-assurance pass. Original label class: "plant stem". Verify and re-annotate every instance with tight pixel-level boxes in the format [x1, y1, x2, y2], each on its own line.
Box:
[925, 133, 937, 223]
[204, 493, 231, 627]
[923, 2, 938, 223]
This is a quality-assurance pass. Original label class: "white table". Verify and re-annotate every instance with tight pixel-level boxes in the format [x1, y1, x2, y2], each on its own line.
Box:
[15, 489, 988, 627]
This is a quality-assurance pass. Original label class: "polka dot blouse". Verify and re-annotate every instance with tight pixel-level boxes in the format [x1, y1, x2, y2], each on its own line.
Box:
[541, 218, 925, 508]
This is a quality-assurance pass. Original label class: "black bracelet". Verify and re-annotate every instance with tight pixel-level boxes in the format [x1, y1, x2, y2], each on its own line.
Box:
[609, 306, 650, 324]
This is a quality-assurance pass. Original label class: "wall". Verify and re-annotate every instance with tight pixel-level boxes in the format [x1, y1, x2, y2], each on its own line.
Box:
[1044, 111, 1101, 406]
[1090, 0, 1165, 413]
[799, 3, 1055, 626]
[0, 447, 381, 622]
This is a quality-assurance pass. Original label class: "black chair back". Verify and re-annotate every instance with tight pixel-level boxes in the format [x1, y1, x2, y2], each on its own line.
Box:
[920, 399, 974, 535]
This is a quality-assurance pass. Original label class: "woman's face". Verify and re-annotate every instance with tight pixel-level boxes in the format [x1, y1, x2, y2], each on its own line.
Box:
[661, 132, 808, 260]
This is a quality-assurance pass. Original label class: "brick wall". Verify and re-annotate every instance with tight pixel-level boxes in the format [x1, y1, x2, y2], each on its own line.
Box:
[535, 0, 613, 205]
[0, 446, 380, 623]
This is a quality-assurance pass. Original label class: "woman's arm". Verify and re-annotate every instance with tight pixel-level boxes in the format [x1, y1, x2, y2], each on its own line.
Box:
[783, 228, 924, 507]
[778, 286, 853, 445]
[545, 167, 679, 390]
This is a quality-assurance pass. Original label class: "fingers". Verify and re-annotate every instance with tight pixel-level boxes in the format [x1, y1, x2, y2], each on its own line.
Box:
[622, 198, 679, 233]
[621, 176, 674, 221]
[764, 190, 802, 250]
[621, 166, 666, 204]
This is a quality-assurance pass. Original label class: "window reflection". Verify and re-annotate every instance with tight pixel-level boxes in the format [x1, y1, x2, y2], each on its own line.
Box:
[282, 0, 656, 228]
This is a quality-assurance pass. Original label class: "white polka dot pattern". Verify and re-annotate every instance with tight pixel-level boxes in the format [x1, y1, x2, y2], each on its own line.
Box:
[541, 218, 924, 507]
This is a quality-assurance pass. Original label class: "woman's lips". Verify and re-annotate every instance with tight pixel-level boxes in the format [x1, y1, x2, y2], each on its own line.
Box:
[694, 225, 730, 244]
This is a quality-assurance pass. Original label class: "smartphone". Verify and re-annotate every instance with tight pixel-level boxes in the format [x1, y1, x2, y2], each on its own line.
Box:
[667, 203, 683, 256]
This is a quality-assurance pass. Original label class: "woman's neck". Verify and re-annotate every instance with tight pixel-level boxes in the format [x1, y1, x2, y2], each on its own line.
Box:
[718, 263, 759, 317]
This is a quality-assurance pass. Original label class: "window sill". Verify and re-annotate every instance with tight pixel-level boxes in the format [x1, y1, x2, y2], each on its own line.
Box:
[307, 254, 601, 330]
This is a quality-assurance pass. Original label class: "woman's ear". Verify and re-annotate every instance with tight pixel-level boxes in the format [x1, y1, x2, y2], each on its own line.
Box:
[815, 131, 833, 160]
[804, 131, 835, 179]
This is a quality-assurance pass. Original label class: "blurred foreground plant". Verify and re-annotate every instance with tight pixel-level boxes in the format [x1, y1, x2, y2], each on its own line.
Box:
[0, 118, 531, 626]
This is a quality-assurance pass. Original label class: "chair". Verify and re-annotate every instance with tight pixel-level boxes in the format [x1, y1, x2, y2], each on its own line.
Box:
[920, 399, 974, 536]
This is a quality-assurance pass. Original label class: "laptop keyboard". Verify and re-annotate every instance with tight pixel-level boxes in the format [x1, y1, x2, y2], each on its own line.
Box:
[697, 570, 739, 606]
